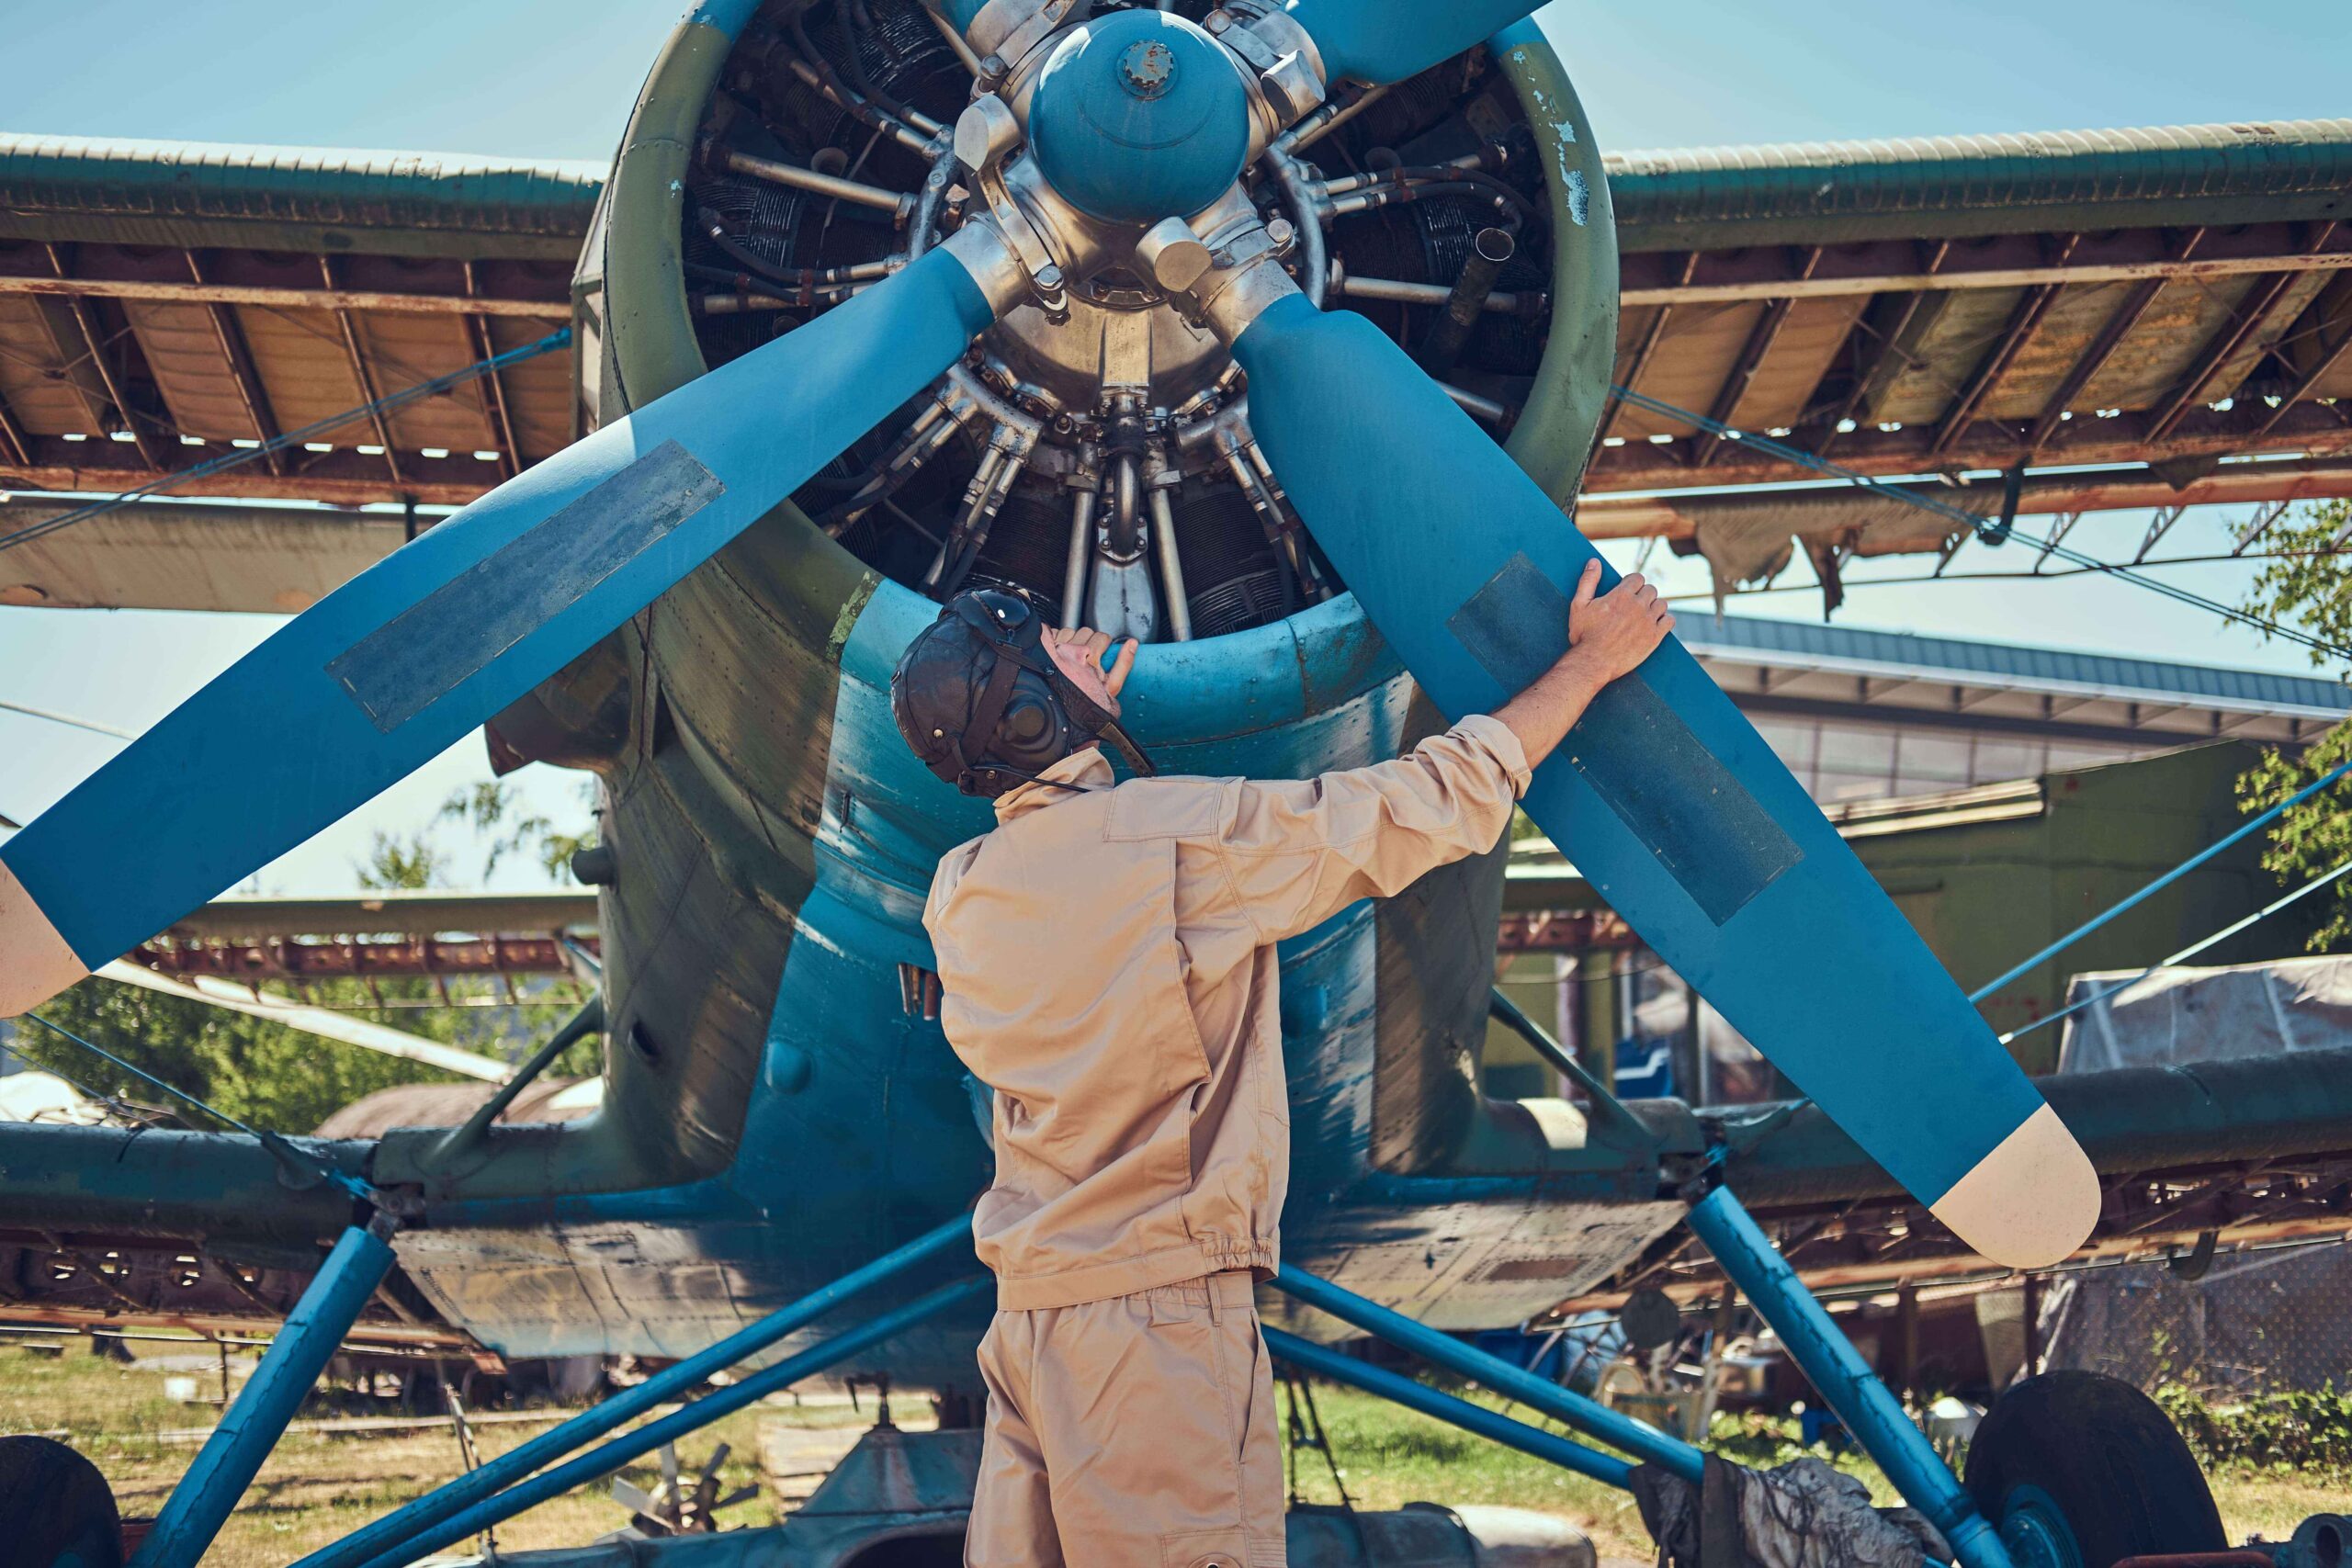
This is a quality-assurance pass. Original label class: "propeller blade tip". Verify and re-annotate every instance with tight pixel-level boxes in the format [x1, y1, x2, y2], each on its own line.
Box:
[0, 862, 89, 1018]
[1928, 1101, 2100, 1269]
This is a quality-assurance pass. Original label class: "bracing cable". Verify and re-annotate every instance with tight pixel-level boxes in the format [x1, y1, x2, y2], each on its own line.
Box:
[0, 327, 573, 556]
[1605, 385, 2351, 661]
[17, 1011, 374, 1200]
[2000, 855, 2352, 1047]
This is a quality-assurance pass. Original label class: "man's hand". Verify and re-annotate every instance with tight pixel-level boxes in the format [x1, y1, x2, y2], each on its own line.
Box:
[1490, 559, 1678, 772]
[1568, 560, 1675, 681]
[1043, 626, 1137, 710]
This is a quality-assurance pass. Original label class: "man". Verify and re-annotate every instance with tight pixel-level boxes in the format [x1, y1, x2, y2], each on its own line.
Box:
[891, 563, 1673, 1568]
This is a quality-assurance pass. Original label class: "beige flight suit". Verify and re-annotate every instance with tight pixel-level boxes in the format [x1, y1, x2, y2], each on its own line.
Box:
[924, 716, 1530, 1568]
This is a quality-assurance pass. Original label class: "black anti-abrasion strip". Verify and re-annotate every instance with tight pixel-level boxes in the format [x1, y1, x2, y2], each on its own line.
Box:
[1448, 551, 1804, 925]
[328, 439, 724, 732]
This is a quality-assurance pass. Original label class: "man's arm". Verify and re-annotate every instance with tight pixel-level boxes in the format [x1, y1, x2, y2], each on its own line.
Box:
[1493, 560, 1675, 770]
[1218, 565, 1672, 944]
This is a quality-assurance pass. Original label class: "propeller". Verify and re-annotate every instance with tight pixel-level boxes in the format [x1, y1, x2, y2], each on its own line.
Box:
[1280, 0, 1568, 88]
[1, 0, 2095, 1271]
[1228, 294, 2100, 1269]
[0, 236, 1012, 1017]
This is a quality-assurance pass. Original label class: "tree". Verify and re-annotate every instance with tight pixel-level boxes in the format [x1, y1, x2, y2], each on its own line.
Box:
[2235, 498, 2352, 952]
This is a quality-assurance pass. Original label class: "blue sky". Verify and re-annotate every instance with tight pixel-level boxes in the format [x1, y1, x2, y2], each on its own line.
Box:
[2, 1, 2346, 891]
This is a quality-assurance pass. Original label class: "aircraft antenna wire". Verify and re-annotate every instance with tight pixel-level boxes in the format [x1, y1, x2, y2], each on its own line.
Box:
[0, 328, 573, 557]
[1607, 386, 2351, 662]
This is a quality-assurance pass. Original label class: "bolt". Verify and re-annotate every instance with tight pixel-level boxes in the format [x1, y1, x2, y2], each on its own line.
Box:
[1118, 39, 1176, 100]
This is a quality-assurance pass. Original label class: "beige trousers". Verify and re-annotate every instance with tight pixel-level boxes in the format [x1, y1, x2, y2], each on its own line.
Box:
[967, 1270, 1285, 1568]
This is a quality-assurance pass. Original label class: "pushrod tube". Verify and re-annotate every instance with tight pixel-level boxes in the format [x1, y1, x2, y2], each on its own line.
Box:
[1265, 1326, 1634, 1489]
[1273, 1264, 1704, 1483]
[356, 1275, 991, 1568]
[1685, 1185, 2015, 1568]
[131, 1218, 398, 1568]
[297, 1212, 975, 1568]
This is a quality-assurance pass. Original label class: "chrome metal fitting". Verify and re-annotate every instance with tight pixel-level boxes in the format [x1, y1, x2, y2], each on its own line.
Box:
[1147, 196, 1303, 345]
[1134, 217, 1214, 295]
[1205, 2, 1328, 148]
[940, 218, 1033, 320]
[951, 96, 1074, 321]
[964, 0, 1088, 73]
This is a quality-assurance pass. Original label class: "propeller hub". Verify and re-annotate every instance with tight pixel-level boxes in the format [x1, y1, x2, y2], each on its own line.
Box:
[1028, 8, 1250, 225]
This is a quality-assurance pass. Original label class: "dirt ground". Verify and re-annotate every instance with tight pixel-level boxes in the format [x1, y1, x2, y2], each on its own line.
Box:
[1, 1333, 2342, 1564]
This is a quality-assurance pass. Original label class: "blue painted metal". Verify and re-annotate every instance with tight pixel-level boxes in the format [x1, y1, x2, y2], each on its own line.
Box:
[297, 1212, 975, 1568]
[1684, 1185, 2015, 1568]
[130, 1219, 397, 1568]
[1229, 291, 2060, 1240]
[1, 244, 995, 973]
[933, 0, 988, 35]
[1262, 1326, 1634, 1489]
[1028, 9, 1251, 223]
[1969, 756, 2352, 1004]
[355, 1275, 992, 1568]
[1284, 0, 1548, 87]
[1273, 1264, 1703, 1483]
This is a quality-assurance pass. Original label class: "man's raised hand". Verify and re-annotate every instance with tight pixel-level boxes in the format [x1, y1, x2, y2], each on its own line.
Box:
[1567, 559, 1675, 682]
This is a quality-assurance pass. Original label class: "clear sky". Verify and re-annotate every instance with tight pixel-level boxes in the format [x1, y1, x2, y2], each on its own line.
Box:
[1, 1, 2346, 892]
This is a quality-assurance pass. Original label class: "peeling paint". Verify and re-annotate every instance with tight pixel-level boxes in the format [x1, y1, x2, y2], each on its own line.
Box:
[826, 570, 879, 667]
[1518, 74, 1586, 220]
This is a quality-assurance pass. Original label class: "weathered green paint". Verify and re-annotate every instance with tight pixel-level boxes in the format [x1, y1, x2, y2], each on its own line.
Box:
[1492, 20, 1619, 507]
[0, 134, 599, 260]
[1609, 118, 2352, 253]
[1859, 744, 2313, 1070]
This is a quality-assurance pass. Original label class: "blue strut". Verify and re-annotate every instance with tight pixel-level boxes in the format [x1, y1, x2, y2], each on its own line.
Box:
[356, 1274, 991, 1568]
[1263, 1327, 1634, 1488]
[130, 1216, 398, 1568]
[1273, 1263, 1705, 1483]
[299, 1210, 975, 1568]
[1685, 1185, 2014, 1568]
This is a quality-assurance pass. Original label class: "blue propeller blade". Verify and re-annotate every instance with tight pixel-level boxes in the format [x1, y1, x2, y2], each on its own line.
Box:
[0, 246, 996, 1013]
[1232, 294, 2099, 1269]
[1283, 0, 1551, 87]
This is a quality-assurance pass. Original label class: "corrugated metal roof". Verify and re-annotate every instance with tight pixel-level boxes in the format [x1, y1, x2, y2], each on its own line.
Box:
[1683, 614, 2352, 718]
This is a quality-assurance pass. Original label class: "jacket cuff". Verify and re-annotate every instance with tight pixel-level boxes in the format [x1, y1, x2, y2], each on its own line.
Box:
[1453, 713, 1532, 800]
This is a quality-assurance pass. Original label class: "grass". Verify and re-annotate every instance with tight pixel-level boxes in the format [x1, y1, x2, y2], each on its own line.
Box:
[3, 1337, 2344, 1564]
[0, 1335, 866, 1567]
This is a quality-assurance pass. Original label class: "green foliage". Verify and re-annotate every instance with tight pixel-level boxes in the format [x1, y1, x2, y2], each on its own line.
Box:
[6, 980, 461, 1134]
[440, 777, 599, 885]
[2237, 499, 2352, 951]
[2155, 1382, 2352, 1476]
[356, 829, 445, 892]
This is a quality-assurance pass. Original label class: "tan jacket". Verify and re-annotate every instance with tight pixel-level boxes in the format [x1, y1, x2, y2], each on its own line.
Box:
[923, 716, 1531, 1310]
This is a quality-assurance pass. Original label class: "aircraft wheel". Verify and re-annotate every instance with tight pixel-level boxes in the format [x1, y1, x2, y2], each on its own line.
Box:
[1963, 1371, 2222, 1568]
[0, 1434, 122, 1568]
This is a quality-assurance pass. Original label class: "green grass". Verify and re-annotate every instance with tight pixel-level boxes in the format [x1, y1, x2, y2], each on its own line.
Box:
[4, 1335, 2343, 1564]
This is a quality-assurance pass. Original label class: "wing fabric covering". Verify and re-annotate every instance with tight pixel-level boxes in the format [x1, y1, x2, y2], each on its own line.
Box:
[0, 247, 995, 1010]
[1231, 294, 2098, 1269]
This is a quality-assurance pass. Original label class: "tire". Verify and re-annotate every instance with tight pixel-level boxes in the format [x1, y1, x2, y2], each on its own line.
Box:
[1963, 1371, 2224, 1568]
[0, 1435, 122, 1568]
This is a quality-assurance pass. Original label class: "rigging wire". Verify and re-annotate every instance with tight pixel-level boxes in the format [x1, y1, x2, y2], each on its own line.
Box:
[1606, 385, 2351, 661]
[17, 1010, 372, 1200]
[1999, 855, 2352, 1047]
[1970, 754, 2352, 1004]
[0, 327, 572, 557]
[0, 697, 134, 739]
